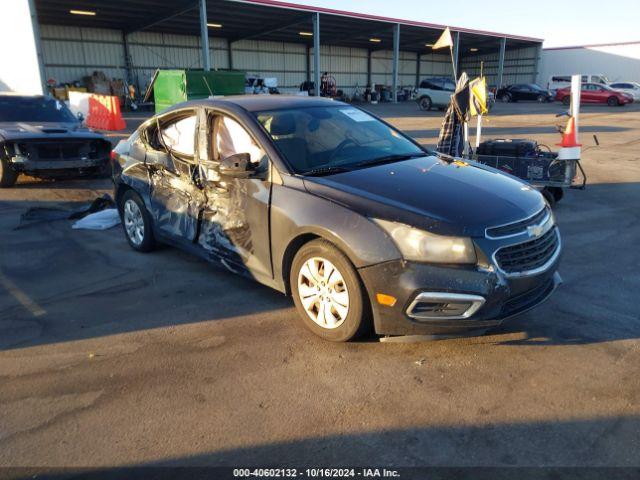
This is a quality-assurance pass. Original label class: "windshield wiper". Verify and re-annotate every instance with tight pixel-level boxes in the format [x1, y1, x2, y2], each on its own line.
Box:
[354, 153, 424, 168]
[303, 165, 354, 177]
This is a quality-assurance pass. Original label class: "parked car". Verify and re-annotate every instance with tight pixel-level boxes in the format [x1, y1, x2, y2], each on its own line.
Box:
[497, 84, 553, 103]
[0, 94, 112, 187]
[113, 96, 562, 342]
[609, 82, 640, 101]
[555, 83, 633, 106]
[547, 74, 609, 93]
[415, 77, 456, 110]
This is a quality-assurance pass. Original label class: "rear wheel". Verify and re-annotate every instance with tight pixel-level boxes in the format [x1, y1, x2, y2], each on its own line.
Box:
[419, 96, 432, 111]
[607, 96, 619, 106]
[290, 239, 369, 342]
[119, 190, 155, 252]
[0, 158, 19, 187]
[501, 93, 512, 103]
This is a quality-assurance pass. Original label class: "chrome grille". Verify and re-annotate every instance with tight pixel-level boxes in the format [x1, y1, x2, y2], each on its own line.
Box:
[486, 207, 549, 238]
[495, 228, 559, 274]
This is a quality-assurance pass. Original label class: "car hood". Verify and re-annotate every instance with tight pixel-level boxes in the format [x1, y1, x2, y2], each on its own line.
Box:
[303, 154, 545, 238]
[0, 122, 105, 142]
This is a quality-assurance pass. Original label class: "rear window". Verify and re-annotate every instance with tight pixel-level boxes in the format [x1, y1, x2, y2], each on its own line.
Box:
[0, 96, 78, 123]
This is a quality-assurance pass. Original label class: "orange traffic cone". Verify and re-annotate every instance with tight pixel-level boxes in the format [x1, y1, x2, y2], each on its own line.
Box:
[557, 116, 581, 161]
[557, 116, 581, 148]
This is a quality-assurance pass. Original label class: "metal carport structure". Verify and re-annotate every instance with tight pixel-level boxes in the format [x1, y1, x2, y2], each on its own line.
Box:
[31, 0, 543, 100]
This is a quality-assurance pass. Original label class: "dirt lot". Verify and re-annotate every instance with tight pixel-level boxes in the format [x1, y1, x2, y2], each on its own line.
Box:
[1, 101, 639, 471]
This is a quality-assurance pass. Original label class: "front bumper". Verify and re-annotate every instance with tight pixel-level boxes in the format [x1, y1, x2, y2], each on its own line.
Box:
[9, 157, 109, 175]
[358, 253, 561, 337]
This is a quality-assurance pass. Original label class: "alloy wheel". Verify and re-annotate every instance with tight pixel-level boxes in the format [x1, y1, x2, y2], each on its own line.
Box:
[123, 199, 145, 246]
[297, 256, 350, 329]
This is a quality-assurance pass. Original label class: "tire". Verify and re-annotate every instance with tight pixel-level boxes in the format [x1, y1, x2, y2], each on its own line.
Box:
[0, 157, 19, 187]
[607, 96, 619, 106]
[537, 94, 546, 103]
[419, 96, 432, 111]
[541, 188, 556, 208]
[548, 187, 564, 203]
[119, 190, 155, 252]
[290, 239, 370, 342]
[501, 93, 512, 103]
[562, 96, 571, 106]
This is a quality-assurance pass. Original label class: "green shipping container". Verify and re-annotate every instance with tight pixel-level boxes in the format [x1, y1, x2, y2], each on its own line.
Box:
[148, 69, 246, 114]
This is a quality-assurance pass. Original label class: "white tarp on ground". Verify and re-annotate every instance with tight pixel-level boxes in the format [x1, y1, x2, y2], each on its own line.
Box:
[72, 209, 120, 230]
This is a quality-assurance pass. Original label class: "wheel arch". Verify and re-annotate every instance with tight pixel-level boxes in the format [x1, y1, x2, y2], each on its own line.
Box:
[281, 229, 367, 296]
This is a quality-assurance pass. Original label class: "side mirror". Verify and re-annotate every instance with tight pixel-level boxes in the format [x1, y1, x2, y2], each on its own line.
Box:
[77, 112, 84, 122]
[219, 152, 255, 178]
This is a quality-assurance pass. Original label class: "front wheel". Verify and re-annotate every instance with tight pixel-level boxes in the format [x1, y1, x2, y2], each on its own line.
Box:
[0, 158, 19, 187]
[119, 190, 155, 252]
[290, 239, 369, 342]
[501, 93, 512, 103]
[607, 96, 619, 106]
[537, 94, 546, 103]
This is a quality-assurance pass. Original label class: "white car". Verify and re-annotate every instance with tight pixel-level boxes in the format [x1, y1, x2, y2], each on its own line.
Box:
[547, 74, 609, 94]
[415, 77, 494, 111]
[609, 82, 640, 101]
[415, 77, 456, 110]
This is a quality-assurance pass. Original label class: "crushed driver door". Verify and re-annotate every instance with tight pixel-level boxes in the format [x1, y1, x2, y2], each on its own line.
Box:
[196, 110, 273, 281]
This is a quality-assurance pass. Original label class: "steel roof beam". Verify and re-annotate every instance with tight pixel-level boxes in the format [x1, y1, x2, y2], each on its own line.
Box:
[125, 1, 198, 33]
[228, 13, 310, 43]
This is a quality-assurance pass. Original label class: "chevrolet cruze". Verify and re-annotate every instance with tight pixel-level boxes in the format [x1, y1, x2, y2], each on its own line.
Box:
[112, 96, 562, 342]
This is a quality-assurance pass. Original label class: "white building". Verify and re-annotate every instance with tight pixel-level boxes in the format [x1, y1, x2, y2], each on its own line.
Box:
[538, 41, 640, 88]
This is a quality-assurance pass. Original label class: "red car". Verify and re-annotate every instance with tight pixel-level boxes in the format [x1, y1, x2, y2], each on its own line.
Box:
[555, 83, 634, 106]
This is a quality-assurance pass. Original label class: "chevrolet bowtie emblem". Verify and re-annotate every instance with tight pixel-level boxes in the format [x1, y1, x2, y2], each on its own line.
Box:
[527, 224, 544, 238]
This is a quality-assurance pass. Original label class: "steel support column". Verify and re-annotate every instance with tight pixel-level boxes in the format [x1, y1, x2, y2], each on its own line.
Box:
[415, 53, 421, 87]
[497, 37, 506, 89]
[533, 42, 542, 84]
[305, 44, 311, 82]
[313, 12, 320, 96]
[367, 49, 372, 86]
[199, 0, 210, 71]
[392, 23, 400, 103]
[122, 31, 134, 88]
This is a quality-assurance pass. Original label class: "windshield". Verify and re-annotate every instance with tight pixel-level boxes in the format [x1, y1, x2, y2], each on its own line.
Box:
[255, 106, 423, 174]
[0, 96, 78, 123]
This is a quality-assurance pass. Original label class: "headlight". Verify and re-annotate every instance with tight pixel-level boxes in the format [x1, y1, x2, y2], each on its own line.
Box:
[374, 219, 477, 264]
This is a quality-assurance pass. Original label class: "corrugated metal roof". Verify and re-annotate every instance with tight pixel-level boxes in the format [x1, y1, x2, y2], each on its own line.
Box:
[35, 0, 541, 55]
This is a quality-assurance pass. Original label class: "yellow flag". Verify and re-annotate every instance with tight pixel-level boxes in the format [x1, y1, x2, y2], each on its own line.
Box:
[432, 27, 453, 50]
[469, 77, 488, 116]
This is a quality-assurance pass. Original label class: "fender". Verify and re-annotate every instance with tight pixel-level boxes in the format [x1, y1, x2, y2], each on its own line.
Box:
[270, 175, 401, 292]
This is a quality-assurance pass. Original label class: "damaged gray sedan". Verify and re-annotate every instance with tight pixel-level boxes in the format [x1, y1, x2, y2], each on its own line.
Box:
[112, 96, 561, 342]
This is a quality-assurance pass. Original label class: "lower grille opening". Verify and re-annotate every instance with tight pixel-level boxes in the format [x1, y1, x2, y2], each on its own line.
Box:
[501, 278, 555, 317]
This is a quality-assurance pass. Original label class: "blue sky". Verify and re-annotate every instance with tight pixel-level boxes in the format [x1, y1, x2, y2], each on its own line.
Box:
[283, 0, 638, 48]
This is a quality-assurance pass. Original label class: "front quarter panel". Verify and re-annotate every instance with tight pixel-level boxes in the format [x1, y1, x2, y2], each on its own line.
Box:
[271, 174, 401, 291]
